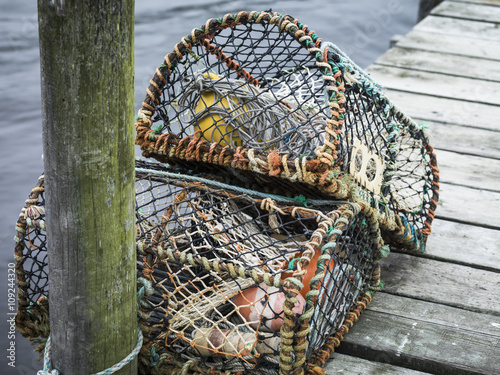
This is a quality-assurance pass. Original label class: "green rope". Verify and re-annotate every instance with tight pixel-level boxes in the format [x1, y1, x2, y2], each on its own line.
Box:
[287, 257, 302, 270]
[135, 166, 359, 210]
[292, 194, 309, 206]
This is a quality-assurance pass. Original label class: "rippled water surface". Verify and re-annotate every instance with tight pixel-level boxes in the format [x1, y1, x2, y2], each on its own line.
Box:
[0, 0, 418, 372]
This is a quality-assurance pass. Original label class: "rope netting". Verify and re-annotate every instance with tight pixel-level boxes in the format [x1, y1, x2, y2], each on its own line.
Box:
[14, 10, 439, 375]
[14, 161, 384, 374]
[135, 11, 439, 251]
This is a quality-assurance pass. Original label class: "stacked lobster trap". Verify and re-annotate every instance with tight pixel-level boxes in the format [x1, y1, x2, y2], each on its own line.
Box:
[14, 11, 439, 375]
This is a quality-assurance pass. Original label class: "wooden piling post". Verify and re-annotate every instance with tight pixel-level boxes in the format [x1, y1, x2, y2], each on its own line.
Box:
[38, 1, 137, 374]
[418, 0, 444, 21]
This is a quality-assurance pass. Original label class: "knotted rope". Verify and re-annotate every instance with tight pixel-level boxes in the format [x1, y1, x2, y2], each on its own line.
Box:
[37, 328, 143, 375]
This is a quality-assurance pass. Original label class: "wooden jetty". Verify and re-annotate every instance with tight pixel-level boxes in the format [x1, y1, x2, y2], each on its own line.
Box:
[326, 0, 500, 374]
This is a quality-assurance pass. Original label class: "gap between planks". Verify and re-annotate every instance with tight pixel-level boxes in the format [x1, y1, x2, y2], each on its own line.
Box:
[366, 65, 500, 106]
[433, 183, 500, 230]
[449, 0, 500, 7]
[374, 47, 500, 83]
[396, 29, 500, 61]
[326, 352, 431, 374]
[431, 0, 500, 23]
[429, 123, 500, 159]
[380, 253, 500, 316]
[416, 15, 500, 41]
[385, 90, 500, 132]
[400, 220, 500, 272]
[334, 293, 500, 375]
[436, 150, 500, 190]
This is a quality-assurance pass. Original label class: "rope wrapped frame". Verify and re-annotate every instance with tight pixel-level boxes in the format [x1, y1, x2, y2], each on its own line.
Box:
[134, 11, 439, 251]
[13, 175, 50, 357]
[14, 9, 440, 375]
[14, 166, 385, 374]
[134, 168, 382, 372]
[135, 11, 346, 197]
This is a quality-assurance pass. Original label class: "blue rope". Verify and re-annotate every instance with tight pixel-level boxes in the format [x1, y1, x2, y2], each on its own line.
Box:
[393, 215, 426, 254]
[37, 328, 143, 375]
[37, 336, 59, 375]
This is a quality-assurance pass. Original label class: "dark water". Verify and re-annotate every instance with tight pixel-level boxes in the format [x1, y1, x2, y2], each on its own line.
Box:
[0, 0, 418, 372]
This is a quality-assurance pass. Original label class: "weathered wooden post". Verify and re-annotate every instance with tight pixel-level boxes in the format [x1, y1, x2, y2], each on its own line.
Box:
[38, 0, 137, 374]
[418, 0, 444, 21]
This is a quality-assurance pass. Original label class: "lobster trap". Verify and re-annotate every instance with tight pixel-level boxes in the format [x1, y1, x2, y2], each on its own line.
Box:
[15, 9, 439, 375]
[136, 11, 439, 252]
[15, 161, 385, 374]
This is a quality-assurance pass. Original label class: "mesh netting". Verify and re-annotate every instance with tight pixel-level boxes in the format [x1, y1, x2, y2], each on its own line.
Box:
[14, 162, 383, 374]
[340, 82, 436, 243]
[14, 10, 439, 375]
[135, 11, 439, 253]
[14, 176, 50, 344]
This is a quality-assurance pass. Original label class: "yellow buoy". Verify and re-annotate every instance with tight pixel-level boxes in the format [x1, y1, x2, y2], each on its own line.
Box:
[194, 72, 243, 147]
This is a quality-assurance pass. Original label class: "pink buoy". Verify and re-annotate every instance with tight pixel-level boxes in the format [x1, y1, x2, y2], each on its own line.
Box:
[233, 283, 305, 332]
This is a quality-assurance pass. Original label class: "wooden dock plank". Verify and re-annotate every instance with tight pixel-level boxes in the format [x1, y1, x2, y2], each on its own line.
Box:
[428, 122, 500, 159]
[369, 293, 500, 338]
[327, 2, 500, 374]
[416, 15, 500, 41]
[425, 219, 500, 272]
[446, 0, 500, 8]
[367, 65, 500, 106]
[385, 90, 500, 132]
[326, 353, 431, 375]
[374, 47, 500, 82]
[432, 0, 500, 23]
[396, 29, 500, 60]
[437, 150, 500, 191]
[336, 293, 500, 375]
[380, 253, 500, 315]
[437, 183, 500, 230]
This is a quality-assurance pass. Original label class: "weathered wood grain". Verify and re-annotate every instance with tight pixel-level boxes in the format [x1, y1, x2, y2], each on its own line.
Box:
[375, 47, 500, 82]
[38, 1, 137, 374]
[436, 150, 500, 190]
[426, 122, 500, 159]
[329, 2, 500, 374]
[416, 15, 500, 41]
[396, 29, 500, 60]
[380, 253, 500, 315]
[425, 219, 500, 271]
[327, 353, 431, 374]
[437, 183, 500, 229]
[447, 0, 500, 8]
[336, 293, 500, 375]
[432, 0, 500, 22]
[370, 290, 500, 336]
[384, 90, 500, 132]
[367, 65, 500, 106]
